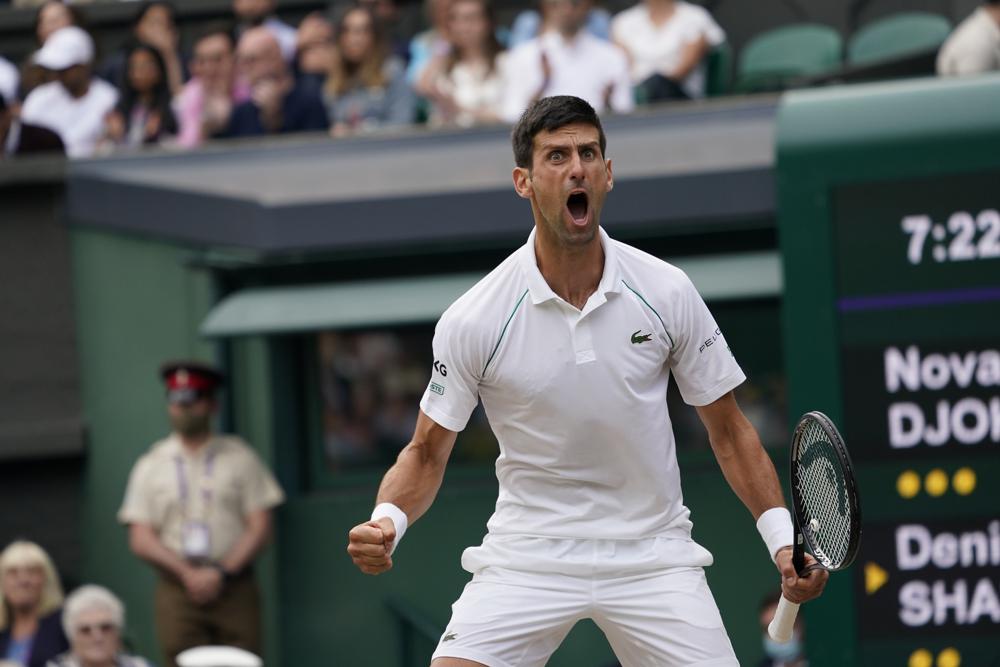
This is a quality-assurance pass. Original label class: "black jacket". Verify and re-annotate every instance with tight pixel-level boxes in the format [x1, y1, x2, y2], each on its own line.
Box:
[0, 608, 70, 667]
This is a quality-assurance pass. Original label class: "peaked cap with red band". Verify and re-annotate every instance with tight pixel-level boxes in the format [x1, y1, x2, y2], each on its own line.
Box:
[160, 360, 224, 403]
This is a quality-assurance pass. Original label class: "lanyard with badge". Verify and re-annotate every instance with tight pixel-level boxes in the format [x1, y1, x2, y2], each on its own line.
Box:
[174, 449, 217, 560]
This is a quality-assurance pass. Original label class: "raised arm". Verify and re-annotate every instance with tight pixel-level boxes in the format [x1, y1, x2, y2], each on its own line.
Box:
[696, 391, 828, 603]
[346, 409, 459, 574]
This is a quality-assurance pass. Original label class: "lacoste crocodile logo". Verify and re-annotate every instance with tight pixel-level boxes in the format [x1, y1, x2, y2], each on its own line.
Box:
[631, 330, 653, 344]
[442, 632, 458, 642]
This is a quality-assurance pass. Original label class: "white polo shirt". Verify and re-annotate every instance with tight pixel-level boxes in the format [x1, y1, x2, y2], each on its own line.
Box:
[500, 31, 634, 123]
[420, 227, 745, 572]
[611, 1, 726, 98]
[21, 78, 118, 158]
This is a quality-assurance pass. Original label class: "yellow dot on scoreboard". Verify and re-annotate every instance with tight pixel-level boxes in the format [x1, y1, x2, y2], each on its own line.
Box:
[897, 470, 921, 498]
[925, 469, 949, 497]
[909, 649, 933, 667]
[937, 647, 961, 667]
[952, 468, 976, 496]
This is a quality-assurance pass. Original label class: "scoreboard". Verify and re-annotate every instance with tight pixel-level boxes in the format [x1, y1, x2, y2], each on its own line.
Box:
[777, 76, 1000, 666]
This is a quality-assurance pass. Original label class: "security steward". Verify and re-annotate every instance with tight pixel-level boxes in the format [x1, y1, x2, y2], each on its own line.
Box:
[118, 361, 284, 667]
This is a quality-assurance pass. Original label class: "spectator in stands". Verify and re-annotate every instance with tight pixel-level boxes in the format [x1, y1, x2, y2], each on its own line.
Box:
[224, 27, 328, 136]
[358, 0, 410, 63]
[20, 2, 86, 100]
[294, 11, 336, 91]
[417, 0, 505, 127]
[937, 0, 1000, 76]
[104, 43, 178, 148]
[21, 26, 118, 158]
[406, 0, 453, 84]
[174, 25, 249, 149]
[323, 6, 414, 136]
[757, 590, 807, 667]
[99, 2, 186, 98]
[0, 57, 18, 105]
[611, 0, 725, 102]
[0, 541, 68, 667]
[500, 0, 633, 122]
[508, 0, 611, 48]
[0, 90, 65, 157]
[233, 0, 298, 63]
[46, 586, 152, 667]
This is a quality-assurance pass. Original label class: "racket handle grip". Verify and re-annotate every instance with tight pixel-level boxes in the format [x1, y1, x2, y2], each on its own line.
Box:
[768, 595, 800, 643]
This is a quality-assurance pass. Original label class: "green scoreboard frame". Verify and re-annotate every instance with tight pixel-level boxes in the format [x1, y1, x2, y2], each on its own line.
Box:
[777, 75, 1000, 667]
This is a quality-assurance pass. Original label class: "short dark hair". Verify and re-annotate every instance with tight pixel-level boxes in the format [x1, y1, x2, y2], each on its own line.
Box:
[192, 21, 236, 50]
[511, 95, 607, 169]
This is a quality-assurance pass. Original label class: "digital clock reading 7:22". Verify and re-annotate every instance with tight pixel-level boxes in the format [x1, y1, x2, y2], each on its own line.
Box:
[901, 210, 1000, 265]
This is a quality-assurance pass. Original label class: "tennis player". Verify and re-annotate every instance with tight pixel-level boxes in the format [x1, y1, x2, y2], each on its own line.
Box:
[347, 95, 828, 666]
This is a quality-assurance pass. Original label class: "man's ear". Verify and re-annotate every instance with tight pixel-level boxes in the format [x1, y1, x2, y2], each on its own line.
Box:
[605, 158, 614, 192]
[512, 166, 532, 200]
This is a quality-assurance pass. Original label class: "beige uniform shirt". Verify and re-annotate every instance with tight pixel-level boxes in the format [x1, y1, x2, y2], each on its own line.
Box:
[937, 8, 1000, 76]
[118, 434, 285, 562]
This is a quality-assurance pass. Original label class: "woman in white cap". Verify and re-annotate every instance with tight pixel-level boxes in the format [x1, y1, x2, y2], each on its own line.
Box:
[46, 586, 152, 667]
[0, 541, 69, 667]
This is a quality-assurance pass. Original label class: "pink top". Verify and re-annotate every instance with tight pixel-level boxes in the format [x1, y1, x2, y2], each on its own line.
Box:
[175, 77, 251, 148]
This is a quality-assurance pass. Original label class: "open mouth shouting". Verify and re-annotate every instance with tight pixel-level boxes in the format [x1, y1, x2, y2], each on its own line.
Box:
[566, 190, 590, 226]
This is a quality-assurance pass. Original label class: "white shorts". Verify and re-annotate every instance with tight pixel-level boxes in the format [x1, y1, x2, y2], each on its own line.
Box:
[431, 565, 738, 667]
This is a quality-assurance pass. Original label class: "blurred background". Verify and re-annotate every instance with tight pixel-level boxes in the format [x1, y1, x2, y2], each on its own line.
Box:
[1, 0, 998, 665]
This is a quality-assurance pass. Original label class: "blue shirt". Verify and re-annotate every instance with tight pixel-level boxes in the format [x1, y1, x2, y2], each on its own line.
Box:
[5, 635, 33, 666]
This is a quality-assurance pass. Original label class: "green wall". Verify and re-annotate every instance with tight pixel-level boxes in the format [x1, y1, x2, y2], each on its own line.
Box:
[71, 229, 281, 665]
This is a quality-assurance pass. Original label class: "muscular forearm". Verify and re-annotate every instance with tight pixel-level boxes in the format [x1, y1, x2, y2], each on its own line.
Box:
[220, 511, 272, 574]
[376, 439, 449, 525]
[710, 416, 785, 518]
[129, 524, 192, 580]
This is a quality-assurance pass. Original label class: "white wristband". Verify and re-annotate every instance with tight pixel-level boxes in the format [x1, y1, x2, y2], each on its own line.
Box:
[756, 507, 794, 562]
[371, 503, 408, 555]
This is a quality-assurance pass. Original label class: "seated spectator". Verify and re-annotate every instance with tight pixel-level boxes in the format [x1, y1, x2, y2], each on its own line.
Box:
[294, 11, 336, 91]
[98, 2, 186, 97]
[417, 0, 505, 127]
[358, 0, 410, 63]
[937, 0, 1000, 76]
[323, 6, 415, 136]
[233, 0, 298, 62]
[20, 1, 86, 100]
[500, 0, 632, 122]
[611, 0, 725, 102]
[46, 586, 152, 667]
[508, 0, 611, 48]
[174, 25, 250, 149]
[0, 541, 69, 667]
[0, 57, 18, 105]
[1, 91, 65, 157]
[406, 0, 453, 84]
[21, 26, 118, 158]
[104, 43, 178, 149]
[224, 27, 328, 136]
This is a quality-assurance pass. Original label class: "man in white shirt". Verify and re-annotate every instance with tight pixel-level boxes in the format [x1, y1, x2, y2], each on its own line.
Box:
[347, 95, 828, 667]
[20, 26, 118, 158]
[937, 0, 1000, 76]
[500, 0, 633, 123]
[612, 0, 726, 101]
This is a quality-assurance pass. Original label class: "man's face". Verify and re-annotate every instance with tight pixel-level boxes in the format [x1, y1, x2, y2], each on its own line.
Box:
[57, 64, 90, 96]
[192, 34, 234, 85]
[513, 122, 613, 248]
[233, 0, 275, 23]
[167, 398, 215, 438]
[543, 0, 590, 36]
[237, 30, 285, 86]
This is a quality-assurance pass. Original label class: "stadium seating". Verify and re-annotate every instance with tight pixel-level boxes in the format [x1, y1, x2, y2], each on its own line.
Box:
[706, 42, 733, 97]
[846, 11, 952, 66]
[735, 23, 843, 93]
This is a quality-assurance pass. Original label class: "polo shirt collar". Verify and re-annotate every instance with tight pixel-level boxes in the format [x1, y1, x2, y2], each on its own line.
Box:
[519, 226, 622, 306]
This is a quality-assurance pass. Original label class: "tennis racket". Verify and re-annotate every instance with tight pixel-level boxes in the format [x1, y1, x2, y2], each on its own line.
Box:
[768, 411, 862, 642]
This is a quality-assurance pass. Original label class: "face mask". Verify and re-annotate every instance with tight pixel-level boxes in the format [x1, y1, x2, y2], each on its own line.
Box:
[762, 634, 802, 662]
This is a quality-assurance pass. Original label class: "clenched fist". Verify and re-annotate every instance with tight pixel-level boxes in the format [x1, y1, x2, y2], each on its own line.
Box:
[347, 517, 396, 575]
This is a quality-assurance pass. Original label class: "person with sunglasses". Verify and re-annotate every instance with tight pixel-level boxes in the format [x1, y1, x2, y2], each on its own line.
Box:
[46, 586, 151, 667]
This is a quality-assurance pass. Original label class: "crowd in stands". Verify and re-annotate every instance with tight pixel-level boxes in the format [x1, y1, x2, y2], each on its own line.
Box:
[0, 540, 151, 667]
[0, 0, 998, 159]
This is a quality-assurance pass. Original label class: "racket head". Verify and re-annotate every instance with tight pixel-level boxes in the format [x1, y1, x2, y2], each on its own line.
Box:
[789, 411, 862, 571]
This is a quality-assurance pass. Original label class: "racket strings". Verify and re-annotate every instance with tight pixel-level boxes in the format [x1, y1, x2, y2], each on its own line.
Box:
[796, 421, 853, 568]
